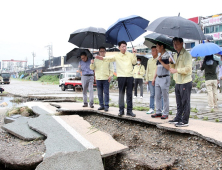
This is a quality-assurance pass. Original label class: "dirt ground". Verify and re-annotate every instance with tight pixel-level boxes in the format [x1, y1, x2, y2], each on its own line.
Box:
[0, 108, 45, 170]
[80, 112, 222, 170]
[1, 107, 222, 169]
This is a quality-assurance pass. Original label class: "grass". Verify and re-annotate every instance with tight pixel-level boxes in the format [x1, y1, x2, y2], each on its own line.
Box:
[133, 106, 149, 111]
[215, 118, 220, 122]
[191, 108, 198, 113]
[94, 98, 100, 104]
[10, 98, 23, 104]
[189, 115, 193, 118]
[203, 117, 208, 121]
[6, 106, 34, 117]
[38, 75, 59, 84]
[169, 110, 173, 115]
[193, 115, 199, 119]
[210, 108, 214, 112]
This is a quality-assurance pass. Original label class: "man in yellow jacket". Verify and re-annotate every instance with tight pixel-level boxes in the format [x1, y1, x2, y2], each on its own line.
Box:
[133, 58, 145, 98]
[90, 47, 114, 112]
[95, 41, 137, 117]
[169, 37, 192, 127]
[145, 46, 158, 114]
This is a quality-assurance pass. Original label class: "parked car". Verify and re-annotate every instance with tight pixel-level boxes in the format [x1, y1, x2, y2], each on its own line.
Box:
[59, 72, 96, 91]
[0, 73, 10, 84]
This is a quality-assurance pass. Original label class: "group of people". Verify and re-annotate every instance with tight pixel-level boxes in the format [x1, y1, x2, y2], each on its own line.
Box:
[78, 38, 193, 127]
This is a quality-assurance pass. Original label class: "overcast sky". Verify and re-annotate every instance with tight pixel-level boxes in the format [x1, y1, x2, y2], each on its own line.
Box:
[0, 0, 221, 65]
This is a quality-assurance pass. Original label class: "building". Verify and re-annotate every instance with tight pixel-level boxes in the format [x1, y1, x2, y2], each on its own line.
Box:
[1, 59, 27, 72]
[202, 14, 222, 46]
[127, 44, 150, 54]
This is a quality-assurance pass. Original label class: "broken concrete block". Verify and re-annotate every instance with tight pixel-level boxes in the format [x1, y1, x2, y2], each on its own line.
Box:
[28, 114, 88, 158]
[59, 115, 128, 157]
[4, 114, 22, 124]
[36, 149, 104, 170]
[2, 117, 44, 141]
[32, 106, 51, 116]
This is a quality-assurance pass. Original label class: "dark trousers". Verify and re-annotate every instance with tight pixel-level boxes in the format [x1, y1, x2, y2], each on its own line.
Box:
[134, 78, 143, 97]
[174, 81, 192, 124]
[96, 80, 110, 109]
[118, 77, 134, 113]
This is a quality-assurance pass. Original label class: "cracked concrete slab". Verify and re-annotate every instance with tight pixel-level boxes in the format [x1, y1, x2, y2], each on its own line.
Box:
[54, 102, 222, 148]
[156, 120, 222, 147]
[59, 115, 128, 157]
[56, 102, 169, 126]
[2, 117, 44, 141]
[28, 114, 89, 158]
[4, 114, 22, 124]
[35, 149, 104, 170]
[25, 102, 58, 115]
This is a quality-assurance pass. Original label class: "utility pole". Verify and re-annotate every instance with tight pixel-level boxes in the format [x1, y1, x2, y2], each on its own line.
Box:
[45, 44, 53, 68]
[32, 52, 35, 69]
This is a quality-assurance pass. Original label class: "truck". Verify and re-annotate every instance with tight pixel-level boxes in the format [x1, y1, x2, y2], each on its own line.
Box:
[59, 72, 96, 91]
[0, 73, 11, 84]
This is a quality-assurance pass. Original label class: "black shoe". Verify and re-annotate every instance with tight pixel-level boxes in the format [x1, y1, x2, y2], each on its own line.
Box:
[161, 115, 168, 119]
[175, 122, 189, 127]
[82, 104, 88, 107]
[168, 119, 179, 124]
[118, 112, 124, 116]
[104, 108, 109, 112]
[90, 105, 94, 108]
[127, 112, 136, 117]
[151, 113, 162, 118]
[98, 107, 104, 110]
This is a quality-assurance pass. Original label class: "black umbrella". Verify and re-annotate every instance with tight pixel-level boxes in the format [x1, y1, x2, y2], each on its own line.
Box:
[66, 48, 92, 68]
[136, 54, 151, 70]
[68, 27, 113, 49]
[146, 15, 206, 40]
[144, 33, 176, 52]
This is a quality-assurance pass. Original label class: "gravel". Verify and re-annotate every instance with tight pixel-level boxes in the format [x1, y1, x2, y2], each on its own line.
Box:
[80, 112, 222, 170]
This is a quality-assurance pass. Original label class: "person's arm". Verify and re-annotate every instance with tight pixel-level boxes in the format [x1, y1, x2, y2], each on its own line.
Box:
[169, 55, 176, 69]
[152, 67, 157, 86]
[133, 66, 136, 75]
[158, 56, 170, 70]
[109, 62, 114, 77]
[140, 65, 145, 75]
[90, 59, 95, 70]
[132, 53, 137, 65]
[200, 62, 205, 71]
[176, 53, 192, 74]
[145, 61, 149, 83]
[78, 61, 81, 71]
[95, 55, 116, 62]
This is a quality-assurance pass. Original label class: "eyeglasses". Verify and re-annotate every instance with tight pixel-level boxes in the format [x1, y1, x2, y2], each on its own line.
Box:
[99, 51, 106, 53]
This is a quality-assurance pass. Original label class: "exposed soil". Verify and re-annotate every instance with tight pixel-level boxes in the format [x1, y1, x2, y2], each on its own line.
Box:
[80, 113, 222, 170]
[0, 109, 45, 170]
[1, 105, 222, 169]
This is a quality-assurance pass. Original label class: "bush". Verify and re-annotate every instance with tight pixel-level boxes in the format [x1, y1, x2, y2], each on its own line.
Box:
[38, 75, 59, 84]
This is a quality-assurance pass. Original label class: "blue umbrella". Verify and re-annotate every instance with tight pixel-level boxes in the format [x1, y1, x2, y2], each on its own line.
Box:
[218, 47, 222, 55]
[105, 15, 149, 47]
[190, 41, 222, 57]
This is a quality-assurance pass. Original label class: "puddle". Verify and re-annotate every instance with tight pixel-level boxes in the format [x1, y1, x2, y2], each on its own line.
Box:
[0, 96, 25, 108]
